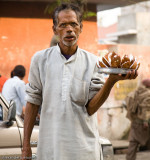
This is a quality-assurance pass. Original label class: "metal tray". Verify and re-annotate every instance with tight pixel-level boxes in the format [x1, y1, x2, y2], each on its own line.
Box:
[98, 68, 133, 75]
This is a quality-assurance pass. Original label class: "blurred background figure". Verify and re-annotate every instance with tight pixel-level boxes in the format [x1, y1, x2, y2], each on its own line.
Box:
[124, 78, 150, 160]
[50, 35, 59, 47]
[2, 65, 26, 119]
[0, 74, 7, 93]
[10, 70, 14, 78]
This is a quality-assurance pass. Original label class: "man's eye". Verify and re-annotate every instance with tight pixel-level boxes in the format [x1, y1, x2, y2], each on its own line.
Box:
[71, 23, 78, 27]
[60, 24, 66, 28]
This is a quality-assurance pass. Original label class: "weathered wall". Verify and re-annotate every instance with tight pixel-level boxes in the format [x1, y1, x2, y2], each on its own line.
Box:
[1, 17, 150, 140]
[98, 43, 150, 79]
[118, 12, 150, 45]
[98, 107, 131, 140]
[97, 43, 150, 140]
[118, 13, 137, 44]
[0, 17, 99, 83]
[136, 12, 150, 45]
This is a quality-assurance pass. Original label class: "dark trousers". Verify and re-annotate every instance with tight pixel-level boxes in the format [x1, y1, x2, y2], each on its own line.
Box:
[126, 140, 139, 160]
[126, 121, 150, 160]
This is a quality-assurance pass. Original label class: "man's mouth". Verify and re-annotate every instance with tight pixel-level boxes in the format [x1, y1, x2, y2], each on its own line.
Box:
[65, 35, 75, 41]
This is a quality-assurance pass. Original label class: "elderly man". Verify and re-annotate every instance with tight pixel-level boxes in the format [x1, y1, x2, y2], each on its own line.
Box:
[22, 3, 138, 160]
[125, 78, 150, 160]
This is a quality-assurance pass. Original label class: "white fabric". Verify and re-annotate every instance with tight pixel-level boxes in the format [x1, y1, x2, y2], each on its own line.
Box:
[26, 45, 105, 160]
[2, 76, 26, 115]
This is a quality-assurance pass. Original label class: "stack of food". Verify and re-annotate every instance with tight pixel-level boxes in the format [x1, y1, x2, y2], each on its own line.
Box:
[98, 51, 140, 70]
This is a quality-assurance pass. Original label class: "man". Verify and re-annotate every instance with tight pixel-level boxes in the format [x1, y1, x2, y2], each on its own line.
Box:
[22, 3, 138, 160]
[2, 65, 26, 118]
[125, 79, 150, 160]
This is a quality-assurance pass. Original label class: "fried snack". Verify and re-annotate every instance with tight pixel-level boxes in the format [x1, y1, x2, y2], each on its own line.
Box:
[110, 52, 121, 68]
[136, 62, 140, 70]
[99, 61, 108, 68]
[121, 55, 130, 65]
[130, 60, 140, 70]
[102, 53, 111, 67]
[99, 52, 121, 68]
[98, 52, 140, 71]
[121, 61, 131, 69]
[121, 54, 140, 70]
[130, 60, 137, 69]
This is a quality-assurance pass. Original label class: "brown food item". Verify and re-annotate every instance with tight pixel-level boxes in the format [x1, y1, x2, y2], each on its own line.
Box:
[99, 51, 121, 68]
[136, 62, 140, 70]
[121, 61, 131, 69]
[110, 52, 121, 68]
[130, 60, 137, 69]
[130, 56, 135, 65]
[99, 61, 108, 68]
[98, 52, 140, 71]
[130, 60, 140, 70]
[102, 53, 111, 67]
[121, 54, 140, 70]
[121, 55, 130, 65]
[102, 51, 121, 68]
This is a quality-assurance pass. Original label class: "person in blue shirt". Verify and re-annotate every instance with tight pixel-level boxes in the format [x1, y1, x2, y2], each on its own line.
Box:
[2, 65, 26, 118]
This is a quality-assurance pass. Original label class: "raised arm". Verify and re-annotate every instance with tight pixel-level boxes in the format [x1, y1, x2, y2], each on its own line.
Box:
[86, 70, 138, 116]
[22, 102, 40, 160]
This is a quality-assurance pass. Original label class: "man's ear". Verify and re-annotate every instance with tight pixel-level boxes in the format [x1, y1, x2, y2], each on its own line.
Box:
[80, 23, 83, 33]
[52, 25, 57, 35]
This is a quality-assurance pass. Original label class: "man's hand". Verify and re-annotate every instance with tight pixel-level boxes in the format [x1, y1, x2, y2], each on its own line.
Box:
[87, 70, 138, 115]
[22, 146, 32, 160]
[108, 70, 138, 84]
[143, 121, 149, 129]
[22, 102, 39, 159]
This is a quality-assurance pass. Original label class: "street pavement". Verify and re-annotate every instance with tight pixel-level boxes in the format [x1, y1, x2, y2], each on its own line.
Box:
[114, 151, 150, 160]
[111, 140, 150, 160]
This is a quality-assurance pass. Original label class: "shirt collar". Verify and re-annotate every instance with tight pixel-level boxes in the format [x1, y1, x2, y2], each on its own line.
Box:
[56, 44, 79, 63]
[13, 76, 20, 80]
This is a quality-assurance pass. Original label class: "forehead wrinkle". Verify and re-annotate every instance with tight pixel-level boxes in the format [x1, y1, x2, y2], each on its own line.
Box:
[57, 10, 79, 24]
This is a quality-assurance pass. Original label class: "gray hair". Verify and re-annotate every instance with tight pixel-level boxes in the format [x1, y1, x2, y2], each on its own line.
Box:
[52, 3, 83, 27]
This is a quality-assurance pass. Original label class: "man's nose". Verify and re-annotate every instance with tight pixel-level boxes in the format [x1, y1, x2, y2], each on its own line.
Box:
[66, 25, 73, 32]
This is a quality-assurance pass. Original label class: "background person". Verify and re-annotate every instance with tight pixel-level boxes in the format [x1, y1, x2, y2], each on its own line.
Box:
[2, 65, 26, 118]
[125, 78, 150, 160]
[10, 70, 14, 78]
[22, 3, 138, 160]
[50, 35, 60, 47]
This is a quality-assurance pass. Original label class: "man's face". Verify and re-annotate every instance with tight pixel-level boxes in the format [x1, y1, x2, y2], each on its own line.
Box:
[53, 9, 82, 47]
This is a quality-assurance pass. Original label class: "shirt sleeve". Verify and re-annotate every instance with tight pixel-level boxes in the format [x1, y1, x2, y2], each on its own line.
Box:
[88, 64, 105, 101]
[26, 53, 42, 106]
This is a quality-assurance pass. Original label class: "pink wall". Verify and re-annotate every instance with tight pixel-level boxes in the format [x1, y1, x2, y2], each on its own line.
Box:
[98, 23, 117, 39]
[98, 44, 150, 79]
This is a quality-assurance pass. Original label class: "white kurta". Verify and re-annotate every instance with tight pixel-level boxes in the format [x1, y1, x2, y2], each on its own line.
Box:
[26, 45, 105, 160]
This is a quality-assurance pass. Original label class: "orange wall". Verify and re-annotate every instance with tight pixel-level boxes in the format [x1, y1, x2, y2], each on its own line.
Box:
[0, 18, 99, 83]
[1, 17, 149, 84]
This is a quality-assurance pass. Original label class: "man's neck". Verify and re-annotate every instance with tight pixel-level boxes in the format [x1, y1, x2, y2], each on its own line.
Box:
[59, 43, 78, 56]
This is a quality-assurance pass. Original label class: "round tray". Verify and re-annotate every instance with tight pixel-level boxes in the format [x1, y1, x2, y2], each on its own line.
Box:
[98, 68, 133, 75]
